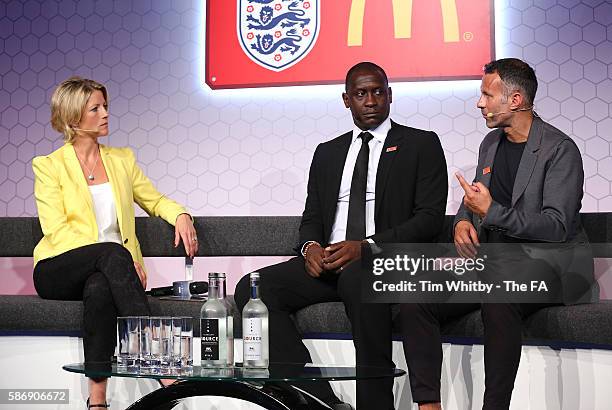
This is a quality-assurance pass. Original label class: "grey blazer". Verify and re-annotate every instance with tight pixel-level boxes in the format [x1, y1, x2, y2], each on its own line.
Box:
[455, 116, 598, 304]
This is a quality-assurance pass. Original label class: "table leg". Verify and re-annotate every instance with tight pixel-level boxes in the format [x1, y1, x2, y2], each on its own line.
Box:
[126, 380, 333, 410]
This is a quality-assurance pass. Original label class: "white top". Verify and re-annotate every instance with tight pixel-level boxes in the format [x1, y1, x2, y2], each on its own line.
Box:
[328, 117, 392, 244]
[88, 183, 122, 245]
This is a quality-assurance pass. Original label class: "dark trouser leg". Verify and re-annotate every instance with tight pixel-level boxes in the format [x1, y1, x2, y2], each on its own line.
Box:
[481, 303, 521, 410]
[33, 242, 151, 370]
[82, 272, 117, 368]
[481, 303, 556, 410]
[337, 262, 394, 410]
[400, 303, 479, 404]
[234, 257, 342, 405]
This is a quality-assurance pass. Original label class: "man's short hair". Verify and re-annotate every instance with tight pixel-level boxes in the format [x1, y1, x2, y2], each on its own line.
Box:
[345, 62, 388, 90]
[483, 58, 538, 106]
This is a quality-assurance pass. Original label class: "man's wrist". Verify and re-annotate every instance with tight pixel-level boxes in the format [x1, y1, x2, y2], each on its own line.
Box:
[301, 241, 320, 258]
[363, 238, 382, 255]
[480, 200, 492, 218]
[453, 219, 472, 235]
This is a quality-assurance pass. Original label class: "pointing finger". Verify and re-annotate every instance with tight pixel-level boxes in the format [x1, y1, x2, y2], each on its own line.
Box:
[455, 173, 473, 194]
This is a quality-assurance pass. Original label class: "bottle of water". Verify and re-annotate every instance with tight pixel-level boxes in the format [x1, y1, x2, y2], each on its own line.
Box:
[218, 272, 234, 366]
[200, 272, 228, 367]
[242, 272, 269, 368]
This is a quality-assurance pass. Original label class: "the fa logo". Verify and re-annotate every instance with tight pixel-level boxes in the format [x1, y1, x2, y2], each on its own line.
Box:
[531, 281, 549, 292]
[237, 0, 320, 71]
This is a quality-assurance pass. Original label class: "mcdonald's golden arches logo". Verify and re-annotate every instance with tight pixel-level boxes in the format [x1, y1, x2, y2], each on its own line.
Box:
[347, 0, 460, 46]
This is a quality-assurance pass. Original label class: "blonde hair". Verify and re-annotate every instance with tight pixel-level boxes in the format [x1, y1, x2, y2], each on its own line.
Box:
[50, 76, 108, 143]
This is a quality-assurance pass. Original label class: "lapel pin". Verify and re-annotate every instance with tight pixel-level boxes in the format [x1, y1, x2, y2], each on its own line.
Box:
[483, 166, 491, 175]
[386, 146, 397, 153]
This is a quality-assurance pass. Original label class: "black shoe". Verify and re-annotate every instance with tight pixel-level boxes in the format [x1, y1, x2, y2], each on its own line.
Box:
[86, 398, 110, 408]
[331, 403, 354, 410]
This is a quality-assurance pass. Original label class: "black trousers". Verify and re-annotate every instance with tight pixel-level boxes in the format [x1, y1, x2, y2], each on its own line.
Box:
[234, 257, 395, 410]
[400, 302, 556, 410]
[33, 243, 151, 373]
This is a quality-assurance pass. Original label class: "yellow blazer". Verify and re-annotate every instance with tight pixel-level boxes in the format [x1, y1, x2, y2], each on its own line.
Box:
[32, 143, 187, 274]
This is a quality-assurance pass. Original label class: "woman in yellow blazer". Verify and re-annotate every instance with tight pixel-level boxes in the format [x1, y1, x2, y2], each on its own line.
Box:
[32, 77, 198, 409]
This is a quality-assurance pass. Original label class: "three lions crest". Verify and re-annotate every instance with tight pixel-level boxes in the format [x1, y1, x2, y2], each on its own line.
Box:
[238, 0, 319, 71]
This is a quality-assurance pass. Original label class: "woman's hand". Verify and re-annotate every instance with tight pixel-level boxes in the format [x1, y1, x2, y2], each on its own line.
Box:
[174, 213, 198, 258]
[134, 261, 147, 289]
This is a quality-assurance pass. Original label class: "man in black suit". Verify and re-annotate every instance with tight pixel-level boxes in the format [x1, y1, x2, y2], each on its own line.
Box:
[235, 62, 448, 410]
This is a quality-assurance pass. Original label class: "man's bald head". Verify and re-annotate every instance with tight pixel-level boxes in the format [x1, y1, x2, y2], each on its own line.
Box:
[345, 62, 388, 91]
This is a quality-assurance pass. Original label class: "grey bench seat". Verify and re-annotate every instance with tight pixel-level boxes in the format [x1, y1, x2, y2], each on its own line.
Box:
[294, 300, 612, 349]
[1, 215, 612, 350]
[0, 295, 209, 336]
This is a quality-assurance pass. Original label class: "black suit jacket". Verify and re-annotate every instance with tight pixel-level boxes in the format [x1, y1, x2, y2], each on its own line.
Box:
[298, 120, 448, 249]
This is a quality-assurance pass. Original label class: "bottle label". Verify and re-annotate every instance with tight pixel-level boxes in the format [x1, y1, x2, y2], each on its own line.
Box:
[243, 318, 262, 360]
[200, 318, 220, 360]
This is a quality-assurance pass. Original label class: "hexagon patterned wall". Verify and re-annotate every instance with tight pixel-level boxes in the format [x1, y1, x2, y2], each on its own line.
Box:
[0, 0, 611, 217]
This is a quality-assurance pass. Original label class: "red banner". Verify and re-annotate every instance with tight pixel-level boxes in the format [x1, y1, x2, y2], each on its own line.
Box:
[206, 0, 495, 89]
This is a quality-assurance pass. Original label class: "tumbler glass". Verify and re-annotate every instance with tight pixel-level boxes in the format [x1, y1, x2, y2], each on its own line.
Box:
[171, 317, 183, 370]
[117, 316, 139, 371]
[149, 317, 163, 372]
[139, 316, 154, 372]
[158, 317, 173, 373]
[179, 317, 193, 368]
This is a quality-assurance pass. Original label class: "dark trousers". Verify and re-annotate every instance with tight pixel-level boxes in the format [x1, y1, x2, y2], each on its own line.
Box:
[33, 242, 151, 373]
[400, 302, 556, 410]
[234, 257, 395, 410]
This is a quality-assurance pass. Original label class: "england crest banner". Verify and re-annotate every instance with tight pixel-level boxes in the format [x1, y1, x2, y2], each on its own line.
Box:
[206, 0, 495, 89]
[238, 0, 319, 71]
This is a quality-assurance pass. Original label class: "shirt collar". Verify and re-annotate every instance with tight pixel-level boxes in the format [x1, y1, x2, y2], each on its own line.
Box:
[352, 117, 392, 144]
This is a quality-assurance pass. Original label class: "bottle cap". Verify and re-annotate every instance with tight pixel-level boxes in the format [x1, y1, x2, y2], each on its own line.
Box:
[250, 271, 260, 279]
[208, 272, 222, 279]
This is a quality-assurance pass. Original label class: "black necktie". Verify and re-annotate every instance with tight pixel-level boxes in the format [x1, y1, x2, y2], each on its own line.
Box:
[346, 132, 373, 240]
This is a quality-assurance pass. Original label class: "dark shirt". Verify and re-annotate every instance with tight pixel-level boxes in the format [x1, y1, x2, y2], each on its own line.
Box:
[486, 134, 526, 243]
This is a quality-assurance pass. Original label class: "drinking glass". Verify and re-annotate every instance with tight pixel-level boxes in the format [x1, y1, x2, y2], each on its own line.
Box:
[139, 316, 154, 372]
[179, 317, 193, 368]
[149, 317, 163, 372]
[171, 317, 183, 370]
[117, 316, 139, 371]
[158, 317, 173, 373]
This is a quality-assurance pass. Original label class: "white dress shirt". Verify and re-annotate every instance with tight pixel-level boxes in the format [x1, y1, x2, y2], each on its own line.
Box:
[88, 183, 122, 245]
[328, 117, 392, 244]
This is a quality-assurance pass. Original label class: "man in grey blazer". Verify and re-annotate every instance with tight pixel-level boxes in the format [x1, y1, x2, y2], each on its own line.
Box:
[400, 58, 598, 410]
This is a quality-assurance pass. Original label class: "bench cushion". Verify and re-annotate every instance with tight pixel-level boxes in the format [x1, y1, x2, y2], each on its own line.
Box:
[293, 301, 612, 349]
[0, 295, 212, 336]
[2, 295, 612, 350]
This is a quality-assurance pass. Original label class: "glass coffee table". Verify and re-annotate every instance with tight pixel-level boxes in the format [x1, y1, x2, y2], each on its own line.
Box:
[63, 362, 405, 409]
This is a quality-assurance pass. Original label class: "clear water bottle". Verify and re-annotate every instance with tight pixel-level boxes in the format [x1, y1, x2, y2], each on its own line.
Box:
[200, 272, 228, 367]
[242, 272, 269, 368]
[218, 272, 234, 366]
